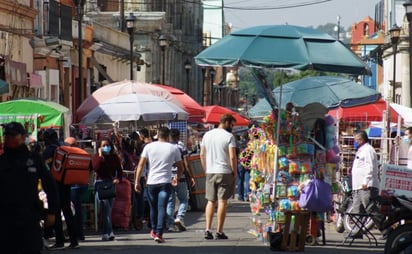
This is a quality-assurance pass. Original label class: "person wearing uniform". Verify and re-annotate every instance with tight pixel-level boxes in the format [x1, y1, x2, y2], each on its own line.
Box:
[0, 122, 58, 254]
[350, 130, 391, 239]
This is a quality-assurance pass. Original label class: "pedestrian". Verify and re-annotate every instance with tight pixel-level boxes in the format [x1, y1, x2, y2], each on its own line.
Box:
[134, 127, 184, 243]
[0, 122, 59, 254]
[133, 128, 152, 230]
[350, 130, 391, 239]
[67, 137, 89, 241]
[166, 128, 195, 232]
[92, 137, 123, 241]
[47, 134, 80, 250]
[236, 132, 250, 201]
[200, 114, 237, 240]
[405, 127, 412, 168]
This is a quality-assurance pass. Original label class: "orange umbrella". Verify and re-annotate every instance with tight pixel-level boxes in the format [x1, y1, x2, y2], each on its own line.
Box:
[200, 105, 250, 126]
[153, 84, 205, 119]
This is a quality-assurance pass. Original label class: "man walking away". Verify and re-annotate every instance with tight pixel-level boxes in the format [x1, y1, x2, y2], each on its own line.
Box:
[200, 114, 237, 240]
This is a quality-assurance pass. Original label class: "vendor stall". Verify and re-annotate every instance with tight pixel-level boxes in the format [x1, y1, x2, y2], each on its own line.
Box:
[0, 99, 70, 151]
[243, 104, 339, 249]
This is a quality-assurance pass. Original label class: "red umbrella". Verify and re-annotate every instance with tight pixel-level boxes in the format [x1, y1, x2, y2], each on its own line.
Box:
[200, 105, 250, 126]
[328, 99, 400, 123]
[153, 84, 205, 119]
[76, 80, 181, 122]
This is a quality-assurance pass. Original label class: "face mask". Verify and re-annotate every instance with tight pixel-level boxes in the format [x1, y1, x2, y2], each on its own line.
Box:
[403, 136, 410, 144]
[225, 127, 233, 133]
[353, 141, 359, 150]
[24, 136, 30, 146]
[101, 146, 111, 154]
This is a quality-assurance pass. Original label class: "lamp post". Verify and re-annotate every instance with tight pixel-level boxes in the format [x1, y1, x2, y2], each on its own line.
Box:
[209, 68, 216, 105]
[404, 0, 412, 107]
[159, 34, 168, 84]
[390, 25, 401, 104]
[386, 25, 401, 162]
[126, 13, 136, 80]
[336, 15, 341, 41]
[184, 58, 191, 93]
[201, 67, 206, 105]
[74, 0, 85, 105]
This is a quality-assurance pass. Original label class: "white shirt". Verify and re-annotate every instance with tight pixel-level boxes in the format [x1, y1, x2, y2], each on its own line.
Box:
[141, 141, 182, 185]
[201, 128, 236, 174]
[407, 145, 412, 169]
[351, 142, 380, 190]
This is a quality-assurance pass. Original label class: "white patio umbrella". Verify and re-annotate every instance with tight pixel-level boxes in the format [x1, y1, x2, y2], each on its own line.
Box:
[80, 93, 188, 124]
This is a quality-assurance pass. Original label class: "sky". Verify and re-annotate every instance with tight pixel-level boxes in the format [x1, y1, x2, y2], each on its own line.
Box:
[223, 0, 381, 31]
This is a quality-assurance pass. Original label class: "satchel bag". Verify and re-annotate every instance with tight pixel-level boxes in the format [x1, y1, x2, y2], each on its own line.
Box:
[298, 178, 332, 212]
[95, 180, 116, 200]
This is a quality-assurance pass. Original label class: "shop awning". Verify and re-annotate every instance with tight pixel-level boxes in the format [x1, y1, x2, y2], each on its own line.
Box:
[0, 79, 9, 95]
[28, 73, 43, 88]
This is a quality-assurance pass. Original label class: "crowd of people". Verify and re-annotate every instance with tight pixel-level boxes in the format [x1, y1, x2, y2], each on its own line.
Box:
[1, 114, 250, 253]
[5, 112, 412, 253]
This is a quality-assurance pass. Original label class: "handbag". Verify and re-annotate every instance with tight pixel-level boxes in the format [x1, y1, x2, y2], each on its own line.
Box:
[298, 178, 332, 212]
[95, 180, 116, 200]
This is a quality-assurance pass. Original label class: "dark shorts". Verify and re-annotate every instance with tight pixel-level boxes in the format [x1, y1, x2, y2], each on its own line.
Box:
[205, 173, 235, 201]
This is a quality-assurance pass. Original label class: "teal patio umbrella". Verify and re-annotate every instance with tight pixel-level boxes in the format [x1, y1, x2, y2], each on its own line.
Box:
[195, 25, 370, 75]
[273, 76, 381, 109]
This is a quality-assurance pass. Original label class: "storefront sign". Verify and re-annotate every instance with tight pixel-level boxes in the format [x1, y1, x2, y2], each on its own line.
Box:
[380, 164, 412, 197]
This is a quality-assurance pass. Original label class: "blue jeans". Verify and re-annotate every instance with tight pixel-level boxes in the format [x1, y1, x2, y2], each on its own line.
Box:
[71, 184, 88, 239]
[147, 183, 172, 235]
[166, 180, 189, 226]
[95, 181, 114, 235]
[237, 164, 251, 201]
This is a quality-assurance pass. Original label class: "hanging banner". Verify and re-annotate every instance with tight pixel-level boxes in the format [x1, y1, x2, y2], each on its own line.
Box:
[380, 164, 412, 197]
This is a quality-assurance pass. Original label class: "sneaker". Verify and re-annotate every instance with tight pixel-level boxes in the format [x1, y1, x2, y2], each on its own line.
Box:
[102, 234, 110, 241]
[204, 230, 214, 240]
[134, 218, 143, 231]
[174, 218, 187, 231]
[150, 230, 156, 239]
[215, 232, 229, 240]
[68, 243, 80, 249]
[109, 232, 115, 241]
[47, 243, 65, 250]
[167, 226, 177, 232]
[154, 234, 165, 243]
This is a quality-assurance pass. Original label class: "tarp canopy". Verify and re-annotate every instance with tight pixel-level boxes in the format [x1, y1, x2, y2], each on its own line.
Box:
[390, 103, 412, 127]
[328, 99, 399, 123]
[0, 99, 70, 129]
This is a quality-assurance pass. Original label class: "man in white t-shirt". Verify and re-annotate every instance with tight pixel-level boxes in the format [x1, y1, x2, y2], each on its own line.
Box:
[200, 114, 237, 240]
[134, 127, 184, 243]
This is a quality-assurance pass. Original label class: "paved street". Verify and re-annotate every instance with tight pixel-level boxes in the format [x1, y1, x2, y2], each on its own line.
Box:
[45, 200, 385, 254]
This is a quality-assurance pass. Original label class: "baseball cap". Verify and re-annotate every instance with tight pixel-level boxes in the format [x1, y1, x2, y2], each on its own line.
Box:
[3, 122, 27, 136]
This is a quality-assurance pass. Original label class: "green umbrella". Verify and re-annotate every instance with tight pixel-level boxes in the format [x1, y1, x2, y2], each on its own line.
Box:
[195, 25, 370, 75]
[0, 99, 69, 128]
[273, 76, 381, 109]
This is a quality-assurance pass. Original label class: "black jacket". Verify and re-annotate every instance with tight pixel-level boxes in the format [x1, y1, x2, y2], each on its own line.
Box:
[0, 145, 58, 225]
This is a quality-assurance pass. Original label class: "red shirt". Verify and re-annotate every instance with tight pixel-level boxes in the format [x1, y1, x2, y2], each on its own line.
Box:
[92, 153, 122, 181]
